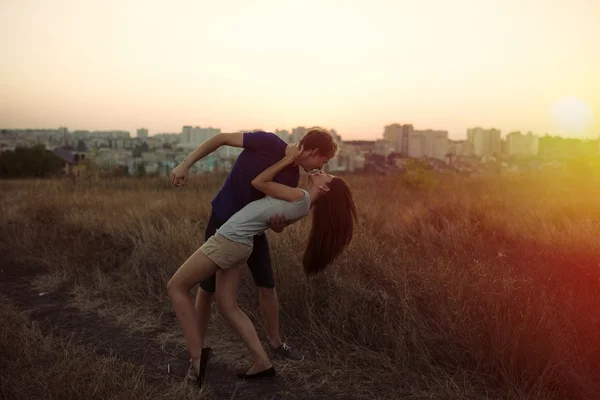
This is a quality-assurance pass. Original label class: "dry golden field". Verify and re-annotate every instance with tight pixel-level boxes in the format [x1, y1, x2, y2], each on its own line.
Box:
[1, 170, 600, 400]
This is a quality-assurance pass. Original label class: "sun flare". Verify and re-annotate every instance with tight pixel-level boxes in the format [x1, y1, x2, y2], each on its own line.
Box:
[550, 97, 594, 136]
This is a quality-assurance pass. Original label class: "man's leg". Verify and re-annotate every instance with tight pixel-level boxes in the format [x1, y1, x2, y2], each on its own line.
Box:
[247, 234, 302, 361]
[260, 287, 280, 348]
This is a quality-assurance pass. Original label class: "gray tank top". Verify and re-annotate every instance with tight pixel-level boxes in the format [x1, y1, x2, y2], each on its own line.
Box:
[216, 189, 311, 246]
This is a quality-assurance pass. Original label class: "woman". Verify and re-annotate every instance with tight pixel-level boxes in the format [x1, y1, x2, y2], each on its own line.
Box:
[167, 143, 358, 387]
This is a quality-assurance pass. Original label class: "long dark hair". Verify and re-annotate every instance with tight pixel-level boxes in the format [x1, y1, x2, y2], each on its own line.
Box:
[302, 177, 358, 275]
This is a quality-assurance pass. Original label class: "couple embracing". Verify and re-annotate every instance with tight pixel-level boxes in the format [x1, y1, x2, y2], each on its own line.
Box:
[167, 127, 357, 386]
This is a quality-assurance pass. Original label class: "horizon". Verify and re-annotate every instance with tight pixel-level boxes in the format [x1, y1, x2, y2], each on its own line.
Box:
[3, 124, 600, 143]
[1, 0, 599, 141]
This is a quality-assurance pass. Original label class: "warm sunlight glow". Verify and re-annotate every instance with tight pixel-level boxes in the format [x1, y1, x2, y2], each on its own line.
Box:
[0, 0, 599, 139]
[550, 97, 595, 136]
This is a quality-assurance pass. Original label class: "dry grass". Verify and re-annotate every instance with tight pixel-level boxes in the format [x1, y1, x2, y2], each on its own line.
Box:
[1, 169, 600, 399]
[0, 296, 212, 400]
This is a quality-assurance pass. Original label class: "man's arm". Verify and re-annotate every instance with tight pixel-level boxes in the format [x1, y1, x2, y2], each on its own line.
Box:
[268, 214, 302, 233]
[180, 130, 280, 169]
[179, 132, 243, 169]
[170, 133, 242, 187]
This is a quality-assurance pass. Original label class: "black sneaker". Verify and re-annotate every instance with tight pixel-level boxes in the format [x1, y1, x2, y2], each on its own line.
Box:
[270, 342, 303, 360]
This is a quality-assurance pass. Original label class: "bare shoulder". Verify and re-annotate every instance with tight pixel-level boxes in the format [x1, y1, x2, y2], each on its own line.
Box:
[280, 187, 305, 202]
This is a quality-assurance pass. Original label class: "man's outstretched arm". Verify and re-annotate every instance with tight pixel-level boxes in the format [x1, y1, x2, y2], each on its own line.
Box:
[170, 133, 243, 187]
[180, 133, 243, 169]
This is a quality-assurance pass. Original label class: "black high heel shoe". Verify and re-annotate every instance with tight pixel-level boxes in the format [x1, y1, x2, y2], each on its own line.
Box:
[198, 347, 211, 388]
[188, 347, 212, 388]
[236, 366, 276, 380]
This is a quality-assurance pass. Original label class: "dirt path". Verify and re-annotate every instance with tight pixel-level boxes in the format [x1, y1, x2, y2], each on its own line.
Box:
[0, 262, 342, 400]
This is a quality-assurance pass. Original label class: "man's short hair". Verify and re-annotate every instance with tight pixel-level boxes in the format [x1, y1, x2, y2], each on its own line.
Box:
[299, 127, 339, 158]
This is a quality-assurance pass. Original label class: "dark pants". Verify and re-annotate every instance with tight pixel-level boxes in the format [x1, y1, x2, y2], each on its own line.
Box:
[198, 211, 275, 292]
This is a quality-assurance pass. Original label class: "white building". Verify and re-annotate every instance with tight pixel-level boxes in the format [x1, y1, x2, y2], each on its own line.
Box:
[374, 139, 395, 156]
[506, 131, 539, 157]
[153, 133, 180, 144]
[137, 128, 148, 138]
[290, 127, 307, 143]
[181, 126, 221, 146]
[333, 144, 366, 172]
[274, 129, 290, 143]
[93, 148, 129, 169]
[467, 127, 501, 158]
[92, 130, 130, 139]
[448, 140, 473, 157]
[144, 137, 163, 150]
[383, 123, 413, 154]
[407, 130, 448, 160]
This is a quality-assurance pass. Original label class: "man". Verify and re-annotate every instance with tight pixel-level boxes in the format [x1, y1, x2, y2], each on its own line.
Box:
[170, 127, 338, 366]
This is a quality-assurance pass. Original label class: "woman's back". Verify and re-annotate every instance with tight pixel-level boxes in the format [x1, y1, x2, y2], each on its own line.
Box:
[216, 189, 311, 246]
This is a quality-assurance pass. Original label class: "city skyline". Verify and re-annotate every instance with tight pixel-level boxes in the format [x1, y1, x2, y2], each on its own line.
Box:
[1, 0, 599, 140]
[3, 122, 598, 143]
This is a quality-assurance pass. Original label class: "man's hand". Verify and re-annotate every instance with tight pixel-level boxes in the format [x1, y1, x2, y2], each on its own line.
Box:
[170, 163, 190, 187]
[267, 213, 288, 233]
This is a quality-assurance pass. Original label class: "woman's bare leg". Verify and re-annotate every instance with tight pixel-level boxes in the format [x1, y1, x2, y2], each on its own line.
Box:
[215, 267, 272, 374]
[167, 248, 220, 373]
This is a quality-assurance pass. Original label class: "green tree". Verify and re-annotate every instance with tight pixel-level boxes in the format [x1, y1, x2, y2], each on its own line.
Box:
[0, 145, 64, 178]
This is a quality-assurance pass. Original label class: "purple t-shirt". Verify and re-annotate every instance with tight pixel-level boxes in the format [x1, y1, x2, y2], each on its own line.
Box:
[210, 131, 300, 222]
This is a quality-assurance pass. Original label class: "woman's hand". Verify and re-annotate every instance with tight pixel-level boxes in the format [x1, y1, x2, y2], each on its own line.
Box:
[284, 142, 304, 161]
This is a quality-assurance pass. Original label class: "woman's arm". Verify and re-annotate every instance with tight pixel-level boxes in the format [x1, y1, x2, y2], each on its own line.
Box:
[251, 144, 305, 202]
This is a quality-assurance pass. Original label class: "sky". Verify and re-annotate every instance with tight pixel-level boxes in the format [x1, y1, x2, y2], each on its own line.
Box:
[1, 0, 599, 140]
